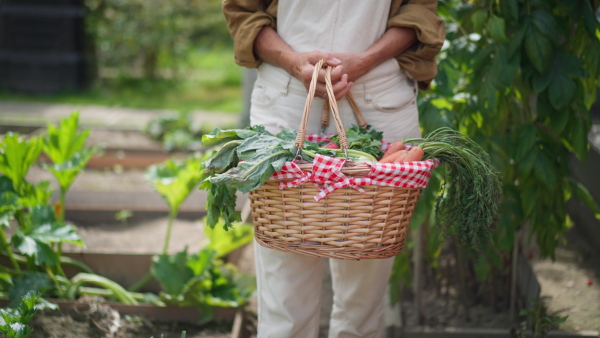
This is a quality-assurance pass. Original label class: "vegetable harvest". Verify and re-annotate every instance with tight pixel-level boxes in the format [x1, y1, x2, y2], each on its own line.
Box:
[201, 125, 502, 249]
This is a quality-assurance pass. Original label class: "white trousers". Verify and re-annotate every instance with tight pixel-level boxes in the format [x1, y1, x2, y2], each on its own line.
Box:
[250, 62, 420, 338]
[255, 240, 395, 338]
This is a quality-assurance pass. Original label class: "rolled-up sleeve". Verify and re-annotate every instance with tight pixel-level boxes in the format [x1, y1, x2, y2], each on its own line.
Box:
[387, 0, 445, 89]
[222, 0, 277, 68]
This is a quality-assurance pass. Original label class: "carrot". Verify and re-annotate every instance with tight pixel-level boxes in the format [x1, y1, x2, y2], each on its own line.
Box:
[403, 146, 424, 162]
[379, 150, 408, 163]
[381, 141, 405, 161]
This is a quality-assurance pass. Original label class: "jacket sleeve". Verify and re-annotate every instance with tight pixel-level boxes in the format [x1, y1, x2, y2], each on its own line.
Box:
[387, 0, 445, 89]
[222, 0, 278, 68]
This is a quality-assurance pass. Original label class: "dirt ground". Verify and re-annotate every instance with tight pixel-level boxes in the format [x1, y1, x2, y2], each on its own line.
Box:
[530, 228, 600, 332]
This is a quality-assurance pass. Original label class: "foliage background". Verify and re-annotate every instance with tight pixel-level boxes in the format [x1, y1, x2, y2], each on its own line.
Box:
[390, 0, 600, 321]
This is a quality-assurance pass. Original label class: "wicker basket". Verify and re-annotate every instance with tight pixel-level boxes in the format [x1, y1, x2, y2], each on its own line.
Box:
[249, 60, 424, 260]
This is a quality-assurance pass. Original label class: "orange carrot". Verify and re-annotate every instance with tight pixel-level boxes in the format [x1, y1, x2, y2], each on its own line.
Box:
[380, 150, 408, 163]
[381, 141, 405, 161]
[403, 146, 424, 162]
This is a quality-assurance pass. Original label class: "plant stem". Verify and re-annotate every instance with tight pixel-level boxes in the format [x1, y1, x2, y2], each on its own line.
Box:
[59, 188, 66, 222]
[128, 272, 154, 292]
[0, 229, 20, 271]
[162, 210, 178, 255]
[60, 256, 95, 274]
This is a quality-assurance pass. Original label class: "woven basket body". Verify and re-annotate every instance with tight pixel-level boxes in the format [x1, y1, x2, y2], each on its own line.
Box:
[250, 60, 425, 260]
[250, 164, 422, 260]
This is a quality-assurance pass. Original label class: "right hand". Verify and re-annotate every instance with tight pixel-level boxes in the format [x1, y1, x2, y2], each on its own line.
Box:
[285, 51, 353, 101]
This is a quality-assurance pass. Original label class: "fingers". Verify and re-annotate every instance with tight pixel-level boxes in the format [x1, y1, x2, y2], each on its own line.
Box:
[313, 74, 353, 101]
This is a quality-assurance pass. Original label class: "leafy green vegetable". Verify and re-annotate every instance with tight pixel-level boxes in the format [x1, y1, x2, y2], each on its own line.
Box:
[330, 124, 384, 160]
[404, 127, 502, 248]
[201, 125, 380, 229]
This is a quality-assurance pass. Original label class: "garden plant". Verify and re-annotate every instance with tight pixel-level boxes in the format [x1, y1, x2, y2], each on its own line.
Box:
[390, 0, 600, 327]
[0, 113, 256, 334]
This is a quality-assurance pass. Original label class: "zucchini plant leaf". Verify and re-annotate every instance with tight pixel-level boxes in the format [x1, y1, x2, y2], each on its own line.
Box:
[42, 112, 89, 164]
[204, 220, 253, 258]
[7, 273, 52, 308]
[146, 156, 204, 214]
[0, 133, 43, 195]
[42, 147, 99, 194]
[11, 206, 84, 266]
[151, 249, 195, 296]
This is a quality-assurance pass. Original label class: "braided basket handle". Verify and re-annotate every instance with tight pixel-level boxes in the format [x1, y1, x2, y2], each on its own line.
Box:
[293, 59, 367, 150]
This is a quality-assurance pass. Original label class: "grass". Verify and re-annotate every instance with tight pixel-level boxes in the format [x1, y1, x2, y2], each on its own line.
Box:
[0, 48, 244, 113]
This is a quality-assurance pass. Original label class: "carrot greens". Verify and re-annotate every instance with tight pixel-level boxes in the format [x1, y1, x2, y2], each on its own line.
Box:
[404, 127, 502, 248]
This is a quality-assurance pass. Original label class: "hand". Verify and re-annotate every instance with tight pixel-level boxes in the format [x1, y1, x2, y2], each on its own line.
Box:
[286, 51, 353, 100]
[328, 52, 372, 83]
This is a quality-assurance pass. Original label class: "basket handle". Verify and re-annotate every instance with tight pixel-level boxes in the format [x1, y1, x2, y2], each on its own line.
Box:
[320, 92, 368, 134]
[293, 59, 366, 151]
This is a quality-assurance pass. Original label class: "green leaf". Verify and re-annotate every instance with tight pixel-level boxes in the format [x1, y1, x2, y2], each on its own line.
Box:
[204, 141, 242, 174]
[8, 273, 52, 308]
[517, 147, 538, 179]
[530, 9, 558, 41]
[524, 24, 553, 73]
[201, 126, 266, 147]
[513, 125, 536, 161]
[531, 70, 552, 94]
[487, 16, 509, 42]
[548, 73, 576, 110]
[471, 11, 488, 33]
[12, 205, 84, 265]
[499, 0, 519, 21]
[42, 148, 98, 193]
[152, 249, 195, 295]
[0, 133, 43, 195]
[519, 185, 537, 218]
[490, 46, 519, 88]
[533, 151, 558, 190]
[204, 221, 253, 258]
[507, 23, 526, 58]
[146, 156, 204, 214]
[570, 117, 590, 160]
[42, 112, 89, 164]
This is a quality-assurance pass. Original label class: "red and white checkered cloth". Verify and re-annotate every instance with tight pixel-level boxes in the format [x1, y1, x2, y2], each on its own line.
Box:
[271, 135, 440, 201]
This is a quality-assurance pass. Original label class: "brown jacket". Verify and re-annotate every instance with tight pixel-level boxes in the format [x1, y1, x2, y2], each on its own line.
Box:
[222, 0, 445, 89]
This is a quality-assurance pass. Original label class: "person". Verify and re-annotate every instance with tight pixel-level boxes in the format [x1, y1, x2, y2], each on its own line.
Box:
[222, 1, 445, 337]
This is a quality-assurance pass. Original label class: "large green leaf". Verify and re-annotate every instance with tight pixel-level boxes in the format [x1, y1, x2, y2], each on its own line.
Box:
[499, 0, 519, 21]
[471, 11, 488, 33]
[530, 9, 558, 41]
[42, 112, 89, 164]
[42, 148, 98, 193]
[151, 249, 195, 295]
[487, 16, 508, 42]
[11, 205, 84, 265]
[146, 156, 204, 214]
[524, 22, 553, 73]
[0, 134, 43, 195]
[7, 273, 52, 308]
[204, 220, 253, 258]
[533, 151, 558, 191]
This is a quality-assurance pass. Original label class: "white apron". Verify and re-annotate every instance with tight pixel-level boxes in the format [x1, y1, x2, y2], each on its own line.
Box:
[251, 1, 419, 337]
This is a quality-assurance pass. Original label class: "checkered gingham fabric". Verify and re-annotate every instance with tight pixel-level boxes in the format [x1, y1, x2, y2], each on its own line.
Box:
[270, 134, 440, 201]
